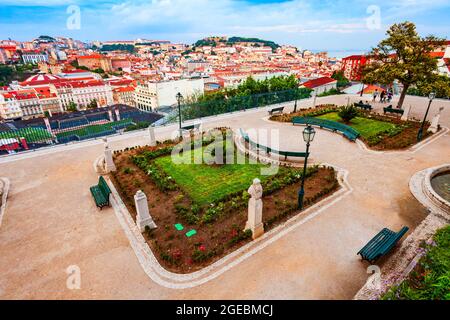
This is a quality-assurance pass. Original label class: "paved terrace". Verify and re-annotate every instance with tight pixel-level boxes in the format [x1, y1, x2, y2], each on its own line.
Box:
[0, 94, 449, 299]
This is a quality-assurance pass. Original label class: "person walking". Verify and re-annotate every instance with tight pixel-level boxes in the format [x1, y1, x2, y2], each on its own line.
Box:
[387, 90, 393, 103]
[373, 89, 379, 102]
[380, 90, 386, 103]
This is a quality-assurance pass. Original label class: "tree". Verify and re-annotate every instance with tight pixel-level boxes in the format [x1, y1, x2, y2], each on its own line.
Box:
[66, 101, 78, 112]
[338, 105, 358, 123]
[87, 99, 98, 109]
[331, 70, 350, 88]
[408, 75, 450, 99]
[0, 65, 13, 86]
[362, 21, 446, 109]
[92, 68, 105, 74]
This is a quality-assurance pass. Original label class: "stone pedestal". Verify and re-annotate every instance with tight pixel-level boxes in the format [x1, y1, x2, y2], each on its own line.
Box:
[428, 107, 443, 134]
[104, 144, 116, 173]
[245, 178, 264, 239]
[401, 105, 411, 121]
[148, 126, 156, 147]
[134, 190, 157, 232]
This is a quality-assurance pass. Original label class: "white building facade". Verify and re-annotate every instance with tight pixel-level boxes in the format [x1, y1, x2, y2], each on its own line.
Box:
[22, 53, 49, 64]
[135, 78, 204, 111]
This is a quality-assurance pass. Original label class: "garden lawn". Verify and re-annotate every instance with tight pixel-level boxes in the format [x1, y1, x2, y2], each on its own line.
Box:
[154, 146, 271, 205]
[316, 112, 398, 139]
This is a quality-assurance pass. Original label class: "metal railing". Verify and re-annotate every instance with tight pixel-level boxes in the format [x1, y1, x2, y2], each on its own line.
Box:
[0, 88, 312, 156]
[180, 88, 311, 121]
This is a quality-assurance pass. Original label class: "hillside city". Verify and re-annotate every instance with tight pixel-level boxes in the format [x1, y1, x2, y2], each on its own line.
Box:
[0, 36, 344, 119]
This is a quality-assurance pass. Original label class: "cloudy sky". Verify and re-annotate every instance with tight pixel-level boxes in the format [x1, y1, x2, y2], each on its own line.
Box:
[1, 0, 449, 55]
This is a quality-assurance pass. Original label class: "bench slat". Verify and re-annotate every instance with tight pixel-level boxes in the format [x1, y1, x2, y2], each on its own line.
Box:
[358, 227, 409, 262]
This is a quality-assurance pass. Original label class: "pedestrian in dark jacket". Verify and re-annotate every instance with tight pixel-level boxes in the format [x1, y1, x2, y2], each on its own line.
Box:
[380, 90, 386, 103]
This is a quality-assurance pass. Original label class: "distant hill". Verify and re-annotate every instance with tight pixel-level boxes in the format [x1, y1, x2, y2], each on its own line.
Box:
[227, 37, 280, 51]
[98, 44, 136, 53]
[193, 36, 280, 52]
[34, 35, 56, 43]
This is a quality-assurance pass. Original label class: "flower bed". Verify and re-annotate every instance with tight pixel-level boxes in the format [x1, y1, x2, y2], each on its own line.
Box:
[110, 130, 340, 273]
[270, 105, 432, 150]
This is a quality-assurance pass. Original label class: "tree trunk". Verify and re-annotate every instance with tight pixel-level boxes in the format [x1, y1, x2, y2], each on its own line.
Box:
[397, 84, 409, 109]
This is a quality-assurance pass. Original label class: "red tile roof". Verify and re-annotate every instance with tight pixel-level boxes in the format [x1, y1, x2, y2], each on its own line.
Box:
[77, 54, 105, 60]
[113, 86, 135, 93]
[430, 52, 445, 58]
[302, 77, 336, 89]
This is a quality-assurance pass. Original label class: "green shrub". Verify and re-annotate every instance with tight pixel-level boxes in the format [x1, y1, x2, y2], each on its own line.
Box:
[338, 105, 359, 123]
[123, 167, 133, 174]
[174, 204, 199, 225]
[226, 229, 252, 248]
[383, 225, 450, 300]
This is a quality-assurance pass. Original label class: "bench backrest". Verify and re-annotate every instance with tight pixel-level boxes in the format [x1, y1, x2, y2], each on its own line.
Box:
[380, 226, 409, 255]
[292, 117, 360, 137]
[99, 176, 111, 197]
[240, 128, 308, 158]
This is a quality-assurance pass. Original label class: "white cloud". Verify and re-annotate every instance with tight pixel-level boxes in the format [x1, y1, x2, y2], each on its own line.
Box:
[108, 0, 371, 35]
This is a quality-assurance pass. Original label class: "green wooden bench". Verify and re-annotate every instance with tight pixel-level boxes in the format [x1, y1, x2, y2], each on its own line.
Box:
[90, 176, 111, 209]
[292, 117, 360, 142]
[240, 129, 308, 160]
[357, 226, 409, 263]
[268, 106, 284, 115]
[354, 102, 373, 111]
[383, 105, 404, 116]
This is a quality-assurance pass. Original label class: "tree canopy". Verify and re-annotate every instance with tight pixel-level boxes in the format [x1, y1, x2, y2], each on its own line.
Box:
[362, 21, 446, 108]
[331, 70, 350, 88]
[407, 75, 450, 99]
[99, 44, 135, 53]
[196, 75, 300, 103]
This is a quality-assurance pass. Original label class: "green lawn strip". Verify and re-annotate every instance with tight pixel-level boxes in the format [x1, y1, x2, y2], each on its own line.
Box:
[316, 112, 398, 139]
[0, 127, 52, 143]
[154, 146, 270, 205]
[382, 225, 450, 300]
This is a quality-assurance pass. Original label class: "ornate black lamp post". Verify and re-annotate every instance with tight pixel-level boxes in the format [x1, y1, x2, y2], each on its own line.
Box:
[417, 92, 436, 142]
[298, 125, 316, 209]
[176, 92, 183, 138]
